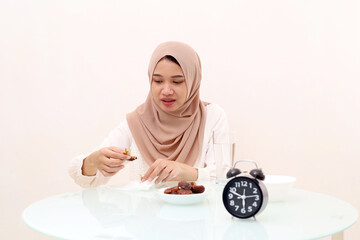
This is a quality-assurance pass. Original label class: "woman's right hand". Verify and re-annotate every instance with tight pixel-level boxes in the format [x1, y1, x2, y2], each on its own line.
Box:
[82, 146, 131, 176]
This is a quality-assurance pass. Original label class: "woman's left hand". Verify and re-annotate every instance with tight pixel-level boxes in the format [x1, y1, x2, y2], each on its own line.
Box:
[142, 159, 198, 184]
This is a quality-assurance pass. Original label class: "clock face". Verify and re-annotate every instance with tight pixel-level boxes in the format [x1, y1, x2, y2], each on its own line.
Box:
[222, 177, 263, 219]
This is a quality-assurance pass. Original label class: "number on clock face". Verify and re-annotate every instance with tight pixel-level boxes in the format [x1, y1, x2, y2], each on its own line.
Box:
[222, 177, 263, 218]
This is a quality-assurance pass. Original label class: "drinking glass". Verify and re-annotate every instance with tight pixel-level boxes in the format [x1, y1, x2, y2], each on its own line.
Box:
[214, 142, 235, 185]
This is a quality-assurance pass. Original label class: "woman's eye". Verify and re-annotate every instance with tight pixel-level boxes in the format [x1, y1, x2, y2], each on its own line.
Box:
[174, 81, 184, 84]
[153, 80, 162, 83]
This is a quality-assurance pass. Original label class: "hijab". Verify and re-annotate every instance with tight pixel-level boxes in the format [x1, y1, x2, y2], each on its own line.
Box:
[126, 41, 207, 167]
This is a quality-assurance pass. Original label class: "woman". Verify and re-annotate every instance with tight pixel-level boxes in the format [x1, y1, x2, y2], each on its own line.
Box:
[69, 41, 229, 188]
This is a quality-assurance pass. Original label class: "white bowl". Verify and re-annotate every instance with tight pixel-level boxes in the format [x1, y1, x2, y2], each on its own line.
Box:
[263, 175, 296, 202]
[158, 187, 208, 205]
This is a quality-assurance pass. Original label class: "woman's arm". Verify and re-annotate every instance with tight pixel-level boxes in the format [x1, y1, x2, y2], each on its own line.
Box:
[82, 146, 129, 176]
[68, 120, 132, 188]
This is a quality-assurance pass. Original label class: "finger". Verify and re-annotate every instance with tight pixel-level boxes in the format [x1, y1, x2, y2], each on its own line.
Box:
[155, 167, 172, 184]
[103, 165, 125, 176]
[107, 158, 125, 167]
[104, 148, 130, 160]
[142, 159, 163, 181]
[147, 161, 168, 182]
[142, 167, 155, 181]
[102, 164, 123, 173]
[100, 170, 116, 177]
[101, 154, 125, 167]
[108, 146, 125, 154]
[99, 155, 114, 166]
[148, 166, 167, 182]
[108, 165, 125, 172]
[142, 168, 154, 182]
[141, 169, 151, 182]
[102, 165, 117, 173]
[162, 170, 177, 182]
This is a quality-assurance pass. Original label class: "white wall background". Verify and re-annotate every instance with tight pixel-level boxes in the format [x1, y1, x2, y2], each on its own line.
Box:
[0, 0, 359, 239]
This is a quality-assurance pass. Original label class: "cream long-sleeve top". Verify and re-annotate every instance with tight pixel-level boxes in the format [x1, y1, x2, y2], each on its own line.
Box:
[69, 103, 229, 188]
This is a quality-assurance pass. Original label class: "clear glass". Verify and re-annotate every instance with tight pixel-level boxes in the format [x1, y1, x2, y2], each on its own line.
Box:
[214, 142, 235, 185]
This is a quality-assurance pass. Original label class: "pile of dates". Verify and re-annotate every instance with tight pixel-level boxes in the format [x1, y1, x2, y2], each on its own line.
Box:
[164, 181, 205, 195]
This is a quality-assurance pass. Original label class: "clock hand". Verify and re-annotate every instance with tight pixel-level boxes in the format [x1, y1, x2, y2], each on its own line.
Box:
[245, 195, 259, 198]
[242, 189, 246, 208]
[230, 190, 243, 199]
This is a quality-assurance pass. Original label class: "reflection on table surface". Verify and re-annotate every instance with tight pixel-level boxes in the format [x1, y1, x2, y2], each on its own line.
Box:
[23, 182, 358, 240]
[82, 187, 210, 240]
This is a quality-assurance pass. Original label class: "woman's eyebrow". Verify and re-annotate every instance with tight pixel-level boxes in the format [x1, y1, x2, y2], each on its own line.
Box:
[152, 74, 184, 78]
[171, 75, 185, 78]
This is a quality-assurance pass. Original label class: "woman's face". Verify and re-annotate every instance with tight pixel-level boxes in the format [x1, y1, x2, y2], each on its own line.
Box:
[151, 58, 188, 113]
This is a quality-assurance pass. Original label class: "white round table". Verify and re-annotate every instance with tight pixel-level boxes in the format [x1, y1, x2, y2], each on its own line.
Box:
[23, 183, 358, 240]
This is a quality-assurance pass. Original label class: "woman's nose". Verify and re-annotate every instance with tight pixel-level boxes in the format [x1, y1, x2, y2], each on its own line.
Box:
[162, 84, 174, 95]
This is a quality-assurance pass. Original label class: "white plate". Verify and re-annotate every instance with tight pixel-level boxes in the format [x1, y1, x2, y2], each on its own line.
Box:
[158, 187, 208, 205]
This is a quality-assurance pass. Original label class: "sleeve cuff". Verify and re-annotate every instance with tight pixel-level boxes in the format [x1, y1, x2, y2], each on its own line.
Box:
[69, 155, 99, 188]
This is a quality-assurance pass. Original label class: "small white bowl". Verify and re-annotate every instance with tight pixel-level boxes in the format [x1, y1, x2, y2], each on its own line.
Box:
[263, 175, 296, 202]
[158, 187, 208, 205]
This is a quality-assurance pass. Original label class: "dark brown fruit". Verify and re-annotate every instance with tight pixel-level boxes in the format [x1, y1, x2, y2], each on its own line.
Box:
[192, 185, 205, 194]
[177, 189, 193, 195]
[178, 181, 191, 190]
[128, 156, 137, 161]
[163, 181, 205, 195]
[164, 186, 179, 194]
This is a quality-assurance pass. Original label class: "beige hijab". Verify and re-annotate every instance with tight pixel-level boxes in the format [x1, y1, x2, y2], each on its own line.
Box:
[126, 41, 207, 167]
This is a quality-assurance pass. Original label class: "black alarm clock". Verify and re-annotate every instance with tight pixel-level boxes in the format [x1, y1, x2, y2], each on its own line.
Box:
[222, 160, 268, 219]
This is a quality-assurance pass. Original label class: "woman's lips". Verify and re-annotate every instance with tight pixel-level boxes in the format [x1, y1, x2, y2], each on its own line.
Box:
[161, 99, 176, 106]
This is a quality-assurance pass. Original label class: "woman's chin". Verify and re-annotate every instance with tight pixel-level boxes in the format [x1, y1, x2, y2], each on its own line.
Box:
[160, 105, 179, 113]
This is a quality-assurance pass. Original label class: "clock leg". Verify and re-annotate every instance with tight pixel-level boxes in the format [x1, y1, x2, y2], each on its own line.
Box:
[331, 231, 343, 240]
[253, 216, 257, 221]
